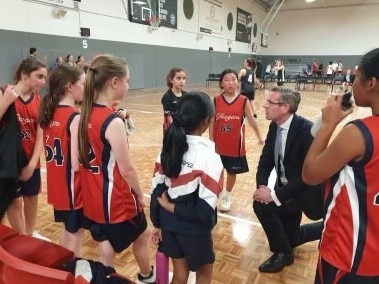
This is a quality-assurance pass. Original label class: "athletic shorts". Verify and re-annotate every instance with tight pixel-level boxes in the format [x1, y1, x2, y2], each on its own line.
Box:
[160, 230, 215, 271]
[54, 208, 86, 233]
[85, 210, 147, 253]
[220, 155, 249, 174]
[15, 169, 41, 197]
[315, 257, 379, 284]
[0, 178, 19, 220]
[241, 90, 255, 101]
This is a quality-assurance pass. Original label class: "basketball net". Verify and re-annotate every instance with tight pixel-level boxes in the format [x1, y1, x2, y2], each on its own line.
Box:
[146, 17, 160, 32]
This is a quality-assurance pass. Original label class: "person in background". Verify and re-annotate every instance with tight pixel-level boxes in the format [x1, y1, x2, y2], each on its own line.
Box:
[65, 54, 75, 66]
[76, 55, 90, 72]
[341, 68, 355, 91]
[332, 60, 338, 75]
[253, 87, 323, 273]
[39, 65, 86, 256]
[239, 58, 261, 120]
[161, 67, 187, 133]
[311, 60, 318, 77]
[302, 47, 379, 284]
[265, 63, 272, 77]
[151, 92, 223, 284]
[210, 69, 264, 212]
[273, 60, 285, 86]
[326, 61, 334, 77]
[29, 47, 37, 58]
[256, 57, 264, 80]
[6, 57, 50, 241]
[28, 47, 47, 64]
[78, 55, 155, 284]
[337, 60, 343, 74]
[50, 56, 63, 70]
[317, 62, 324, 77]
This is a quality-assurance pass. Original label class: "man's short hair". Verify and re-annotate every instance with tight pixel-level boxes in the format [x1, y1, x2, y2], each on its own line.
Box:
[271, 87, 301, 113]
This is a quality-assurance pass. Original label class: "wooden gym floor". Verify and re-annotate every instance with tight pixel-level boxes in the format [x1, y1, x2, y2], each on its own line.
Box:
[2, 82, 371, 283]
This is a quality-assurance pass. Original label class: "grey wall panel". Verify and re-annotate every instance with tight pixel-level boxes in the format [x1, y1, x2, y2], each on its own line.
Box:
[0, 48, 23, 83]
[0, 29, 251, 89]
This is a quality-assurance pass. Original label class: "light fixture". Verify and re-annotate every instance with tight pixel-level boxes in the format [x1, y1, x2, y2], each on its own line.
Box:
[134, 1, 147, 5]
[305, 0, 315, 2]
[52, 8, 67, 19]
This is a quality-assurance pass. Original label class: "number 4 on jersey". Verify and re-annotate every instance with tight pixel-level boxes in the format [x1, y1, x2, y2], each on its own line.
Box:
[45, 136, 64, 166]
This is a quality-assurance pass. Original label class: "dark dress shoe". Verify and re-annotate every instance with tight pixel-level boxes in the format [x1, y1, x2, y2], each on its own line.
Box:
[258, 252, 294, 273]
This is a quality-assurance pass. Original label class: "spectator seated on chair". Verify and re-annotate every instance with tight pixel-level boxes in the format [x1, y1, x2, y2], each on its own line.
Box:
[342, 69, 355, 91]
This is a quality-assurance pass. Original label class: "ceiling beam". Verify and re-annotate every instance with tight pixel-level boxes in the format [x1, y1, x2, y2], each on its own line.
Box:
[253, 0, 271, 11]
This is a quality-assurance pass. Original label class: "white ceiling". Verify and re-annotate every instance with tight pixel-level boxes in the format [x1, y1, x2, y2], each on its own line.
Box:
[253, 0, 379, 11]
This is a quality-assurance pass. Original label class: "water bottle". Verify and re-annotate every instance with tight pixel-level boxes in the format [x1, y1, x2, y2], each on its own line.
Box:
[310, 91, 353, 137]
[156, 249, 169, 284]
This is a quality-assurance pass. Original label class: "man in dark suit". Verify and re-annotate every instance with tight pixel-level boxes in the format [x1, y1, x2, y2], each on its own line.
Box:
[253, 87, 323, 273]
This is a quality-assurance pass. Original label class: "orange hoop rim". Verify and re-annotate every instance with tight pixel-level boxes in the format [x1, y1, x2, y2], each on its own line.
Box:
[145, 16, 160, 27]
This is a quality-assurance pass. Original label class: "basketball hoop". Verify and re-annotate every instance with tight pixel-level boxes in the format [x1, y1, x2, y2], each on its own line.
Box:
[146, 17, 160, 32]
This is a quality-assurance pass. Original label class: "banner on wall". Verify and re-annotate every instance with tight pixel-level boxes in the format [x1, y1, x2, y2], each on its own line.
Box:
[235, 7, 252, 43]
[198, 0, 223, 36]
[159, 0, 177, 29]
[128, 0, 159, 25]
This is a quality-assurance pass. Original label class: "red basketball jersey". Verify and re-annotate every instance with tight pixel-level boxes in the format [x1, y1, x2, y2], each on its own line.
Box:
[43, 106, 82, 210]
[213, 94, 247, 157]
[79, 104, 141, 224]
[14, 93, 40, 166]
[320, 116, 379, 276]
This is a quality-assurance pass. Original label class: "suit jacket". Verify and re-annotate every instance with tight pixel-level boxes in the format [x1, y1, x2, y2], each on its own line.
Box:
[0, 102, 26, 179]
[256, 114, 323, 215]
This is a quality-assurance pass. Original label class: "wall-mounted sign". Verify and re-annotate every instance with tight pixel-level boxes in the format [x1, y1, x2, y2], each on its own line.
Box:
[235, 7, 252, 43]
[199, 0, 224, 36]
[159, 0, 177, 29]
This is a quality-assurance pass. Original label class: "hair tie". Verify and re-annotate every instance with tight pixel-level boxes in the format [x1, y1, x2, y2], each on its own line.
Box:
[89, 67, 97, 73]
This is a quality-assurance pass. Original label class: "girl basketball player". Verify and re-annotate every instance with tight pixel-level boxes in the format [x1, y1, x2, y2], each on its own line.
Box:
[78, 55, 155, 284]
[210, 69, 264, 212]
[303, 48, 379, 283]
[161, 67, 187, 132]
[151, 92, 223, 284]
[238, 58, 261, 119]
[39, 65, 85, 256]
[6, 57, 50, 241]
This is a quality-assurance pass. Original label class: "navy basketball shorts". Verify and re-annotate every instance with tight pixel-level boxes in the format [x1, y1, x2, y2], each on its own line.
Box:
[160, 230, 215, 271]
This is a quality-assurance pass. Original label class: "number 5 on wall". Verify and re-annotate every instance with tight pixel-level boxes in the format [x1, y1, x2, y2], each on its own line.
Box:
[82, 40, 88, 49]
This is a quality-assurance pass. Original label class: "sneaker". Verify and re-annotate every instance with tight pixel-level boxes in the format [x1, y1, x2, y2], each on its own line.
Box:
[31, 230, 51, 242]
[219, 192, 231, 212]
[75, 259, 92, 282]
[137, 266, 155, 284]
